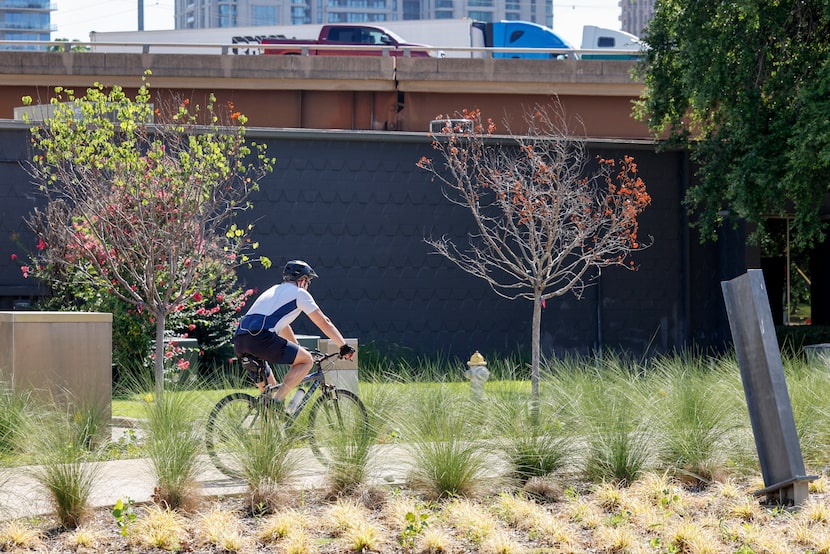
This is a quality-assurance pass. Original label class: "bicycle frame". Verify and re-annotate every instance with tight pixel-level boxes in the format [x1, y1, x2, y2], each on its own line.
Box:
[277, 350, 341, 422]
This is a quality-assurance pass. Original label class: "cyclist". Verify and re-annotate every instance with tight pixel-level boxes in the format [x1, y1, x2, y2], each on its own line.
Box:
[233, 260, 355, 407]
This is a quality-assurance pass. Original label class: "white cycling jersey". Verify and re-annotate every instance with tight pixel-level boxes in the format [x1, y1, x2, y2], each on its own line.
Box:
[237, 281, 320, 335]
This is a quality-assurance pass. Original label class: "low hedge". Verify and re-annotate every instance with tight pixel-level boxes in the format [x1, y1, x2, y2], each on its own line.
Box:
[776, 325, 830, 358]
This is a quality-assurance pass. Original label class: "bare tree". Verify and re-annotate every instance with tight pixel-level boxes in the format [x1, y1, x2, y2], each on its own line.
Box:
[418, 102, 652, 400]
[22, 75, 274, 396]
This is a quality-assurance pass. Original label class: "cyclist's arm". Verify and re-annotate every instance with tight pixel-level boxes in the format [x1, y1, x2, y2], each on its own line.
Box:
[308, 309, 346, 347]
[278, 324, 297, 344]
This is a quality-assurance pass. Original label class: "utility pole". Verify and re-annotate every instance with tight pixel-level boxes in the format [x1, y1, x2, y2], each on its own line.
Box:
[138, 0, 145, 30]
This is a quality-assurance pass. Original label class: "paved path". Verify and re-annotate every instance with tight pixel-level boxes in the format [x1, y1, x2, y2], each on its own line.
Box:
[0, 422, 411, 521]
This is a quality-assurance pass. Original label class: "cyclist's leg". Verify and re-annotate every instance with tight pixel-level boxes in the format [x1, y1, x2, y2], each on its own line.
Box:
[274, 346, 313, 402]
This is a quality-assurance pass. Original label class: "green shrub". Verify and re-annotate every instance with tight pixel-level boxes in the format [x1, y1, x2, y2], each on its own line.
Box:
[22, 260, 254, 386]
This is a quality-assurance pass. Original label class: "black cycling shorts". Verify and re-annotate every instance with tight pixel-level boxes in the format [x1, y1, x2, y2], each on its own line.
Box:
[233, 331, 300, 366]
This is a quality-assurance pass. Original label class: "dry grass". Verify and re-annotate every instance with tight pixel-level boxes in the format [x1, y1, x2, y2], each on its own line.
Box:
[4, 473, 830, 552]
[127, 504, 190, 551]
[0, 519, 42, 550]
[195, 504, 253, 552]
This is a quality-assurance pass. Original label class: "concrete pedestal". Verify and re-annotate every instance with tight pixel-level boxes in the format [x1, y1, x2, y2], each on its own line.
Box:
[317, 338, 359, 394]
[0, 311, 112, 421]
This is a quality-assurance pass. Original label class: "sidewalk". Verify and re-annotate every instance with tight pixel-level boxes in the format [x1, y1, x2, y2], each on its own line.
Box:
[0, 421, 411, 521]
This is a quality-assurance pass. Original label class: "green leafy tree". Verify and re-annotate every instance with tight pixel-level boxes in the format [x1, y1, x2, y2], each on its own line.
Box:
[48, 39, 90, 52]
[636, 0, 830, 249]
[22, 73, 274, 396]
[418, 103, 651, 406]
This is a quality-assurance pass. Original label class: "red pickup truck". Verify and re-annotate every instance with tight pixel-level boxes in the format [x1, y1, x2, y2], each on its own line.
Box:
[260, 24, 439, 57]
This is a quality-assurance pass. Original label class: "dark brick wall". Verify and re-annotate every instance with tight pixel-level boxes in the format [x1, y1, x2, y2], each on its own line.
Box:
[0, 126, 741, 358]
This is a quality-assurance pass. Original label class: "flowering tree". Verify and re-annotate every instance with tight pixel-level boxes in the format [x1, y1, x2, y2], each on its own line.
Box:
[418, 103, 652, 402]
[22, 73, 274, 396]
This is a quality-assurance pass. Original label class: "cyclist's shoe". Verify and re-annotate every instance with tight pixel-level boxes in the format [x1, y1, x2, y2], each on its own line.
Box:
[262, 384, 282, 407]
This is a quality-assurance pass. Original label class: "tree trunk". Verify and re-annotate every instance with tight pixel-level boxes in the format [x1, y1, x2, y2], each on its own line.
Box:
[531, 293, 542, 419]
[154, 314, 166, 398]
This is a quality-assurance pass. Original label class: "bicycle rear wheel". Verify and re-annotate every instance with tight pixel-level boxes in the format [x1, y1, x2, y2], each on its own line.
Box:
[205, 392, 263, 478]
[307, 388, 369, 466]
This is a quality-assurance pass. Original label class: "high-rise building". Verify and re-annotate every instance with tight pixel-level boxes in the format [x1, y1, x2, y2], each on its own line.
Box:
[618, 0, 653, 38]
[175, 0, 551, 29]
[0, 0, 54, 50]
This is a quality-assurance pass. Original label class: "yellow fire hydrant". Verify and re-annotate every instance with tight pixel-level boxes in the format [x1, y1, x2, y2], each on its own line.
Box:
[465, 351, 490, 400]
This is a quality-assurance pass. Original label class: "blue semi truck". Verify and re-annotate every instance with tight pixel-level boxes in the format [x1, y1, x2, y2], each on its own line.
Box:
[380, 18, 575, 59]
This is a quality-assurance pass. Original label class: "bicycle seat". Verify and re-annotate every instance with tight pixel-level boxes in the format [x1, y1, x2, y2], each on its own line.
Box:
[239, 354, 269, 383]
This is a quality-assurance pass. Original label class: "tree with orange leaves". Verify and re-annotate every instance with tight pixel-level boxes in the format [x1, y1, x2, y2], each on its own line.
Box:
[418, 101, 651, 405]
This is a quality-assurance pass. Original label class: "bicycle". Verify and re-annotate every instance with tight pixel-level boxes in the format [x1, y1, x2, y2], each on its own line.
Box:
[205, 349, 368, 478]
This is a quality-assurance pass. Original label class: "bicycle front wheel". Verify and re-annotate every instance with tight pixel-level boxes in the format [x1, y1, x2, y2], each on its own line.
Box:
[205, 392, 264, 478]
[307, 388, 369, 467]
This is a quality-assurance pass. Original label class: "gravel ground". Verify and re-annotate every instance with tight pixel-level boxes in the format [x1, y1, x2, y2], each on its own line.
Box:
[3, 474, 830, 553]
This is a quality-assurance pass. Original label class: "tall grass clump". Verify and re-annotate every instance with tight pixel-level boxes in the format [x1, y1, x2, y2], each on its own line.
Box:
[552, 355, 655, 485]
[140, 387, 206, 510]
[487, 379, 572, 485]
[25, 398, 108, 528]
[0, 378, 30, 457]
[649, 353, 750, 486]
[396, 382, 492, 499]
[785, 354, 830, 471]
[322, 379, 402, 495]
[226, 409, 303, 514]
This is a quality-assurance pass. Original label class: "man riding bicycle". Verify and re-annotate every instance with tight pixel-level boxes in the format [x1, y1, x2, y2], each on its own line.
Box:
[233, 260, 355, 409]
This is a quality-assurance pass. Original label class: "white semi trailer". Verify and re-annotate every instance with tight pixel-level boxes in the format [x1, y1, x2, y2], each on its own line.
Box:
[89, 19, 638, 58]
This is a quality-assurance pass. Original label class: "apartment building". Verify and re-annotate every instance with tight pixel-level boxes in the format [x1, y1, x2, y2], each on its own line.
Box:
[0, 0, 54, 50]
[175, 0, 551, 29]
[618, 0, 653, 37]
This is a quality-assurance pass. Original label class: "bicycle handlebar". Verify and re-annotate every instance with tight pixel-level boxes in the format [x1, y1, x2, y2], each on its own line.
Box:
[310, 349, 348, 363]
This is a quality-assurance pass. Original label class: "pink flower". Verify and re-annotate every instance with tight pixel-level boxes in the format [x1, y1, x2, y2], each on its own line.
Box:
[20, 266, 29, 278]
[10, 253, 16, 261]
[216, 294, 225, 302]
[188, 324, 196, 331]
[36, 238, 46, 251]
[192, 292, 203, 302]
[176, 359, 190, 370]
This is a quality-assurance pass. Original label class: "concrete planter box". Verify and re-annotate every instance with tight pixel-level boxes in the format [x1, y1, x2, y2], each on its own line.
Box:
[805, 343, 830, 370]
[0, 311, 112, 421]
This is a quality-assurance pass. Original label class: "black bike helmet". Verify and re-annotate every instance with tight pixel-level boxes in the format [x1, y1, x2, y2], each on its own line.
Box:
[283, 260, 318, 282]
